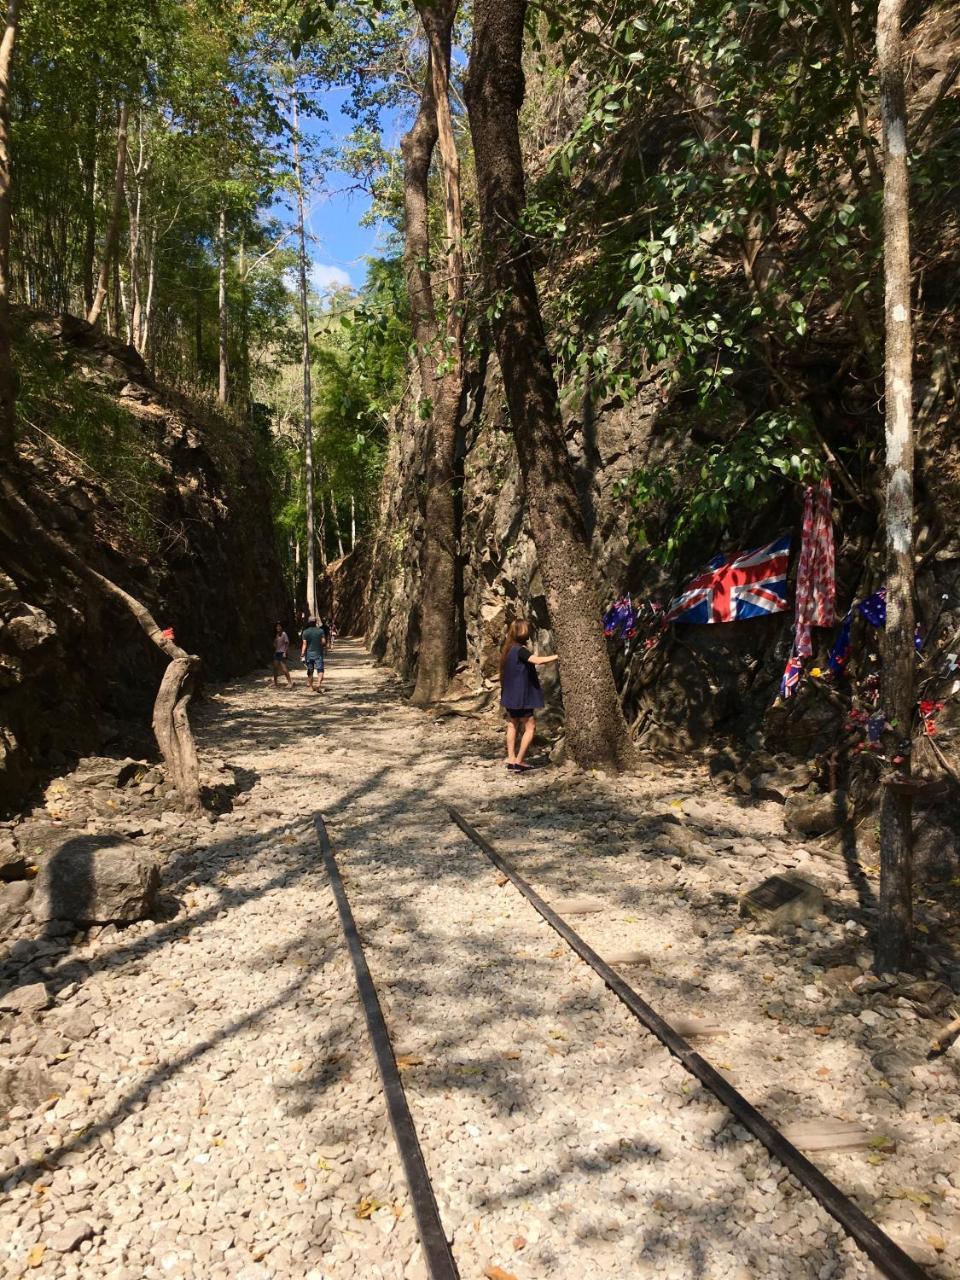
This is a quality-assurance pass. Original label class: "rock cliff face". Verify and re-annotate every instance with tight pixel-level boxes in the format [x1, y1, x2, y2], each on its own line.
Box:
[0, 314, 286, 812]
[363, 345, 960, 869]
[365, 352, 814, 741]
[363, 6, 960, 879]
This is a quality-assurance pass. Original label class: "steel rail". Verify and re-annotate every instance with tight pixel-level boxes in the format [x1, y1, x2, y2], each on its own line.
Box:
[448, 805, 929, 1280]
[316, 815, 460, 1280]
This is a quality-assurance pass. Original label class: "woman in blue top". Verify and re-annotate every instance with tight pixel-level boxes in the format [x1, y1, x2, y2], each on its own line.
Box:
[499, 620, 558, 772]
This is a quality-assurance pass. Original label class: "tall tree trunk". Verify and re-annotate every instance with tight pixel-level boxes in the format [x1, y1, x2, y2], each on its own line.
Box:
[141, 224, 156, 361]
[128, 185, 142, 347]
[0, 0, 20, 463]
[350, 491, 356, 551]
[876, 0, 915, 973]
[237, 233, 250, 419]
[217, 205, 228, 404]
[87, 101, 130, 327]
[465, 0, 635, 770]
[117, 258, 131, 343]
[128, 112, 146, 351]
[80, 111, 98, 316]
[406, 5, 465, 707]
[329, 488, 345, 559]
[109, 254, 121, 337]
[291, 89, 317, 619]
[318, 488, 328, 567]
[194, 286, 203, 376]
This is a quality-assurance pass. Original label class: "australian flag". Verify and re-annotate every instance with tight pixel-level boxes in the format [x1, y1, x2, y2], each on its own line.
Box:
[665, 536, 791, 624]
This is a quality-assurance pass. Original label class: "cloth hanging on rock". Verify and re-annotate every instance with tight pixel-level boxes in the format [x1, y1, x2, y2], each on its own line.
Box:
[827, 587, 923, 673]
[602, 595, 638, 642]
[857, 588, 886, 628]
[665, 536, 791, 624]
[792, 477, 835, 658]
[779, 656, 803, 699]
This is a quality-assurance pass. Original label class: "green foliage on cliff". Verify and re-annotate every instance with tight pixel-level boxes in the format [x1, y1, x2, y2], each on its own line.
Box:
[14, 323, 162, 549]
[520, 0, 958, 560]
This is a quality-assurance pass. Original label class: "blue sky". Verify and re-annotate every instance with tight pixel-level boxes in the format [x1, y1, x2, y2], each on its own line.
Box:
[298, 88, 408, 295]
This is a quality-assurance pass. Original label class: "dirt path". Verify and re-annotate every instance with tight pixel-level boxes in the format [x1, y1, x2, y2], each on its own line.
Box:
[2, 640, 959, 1279]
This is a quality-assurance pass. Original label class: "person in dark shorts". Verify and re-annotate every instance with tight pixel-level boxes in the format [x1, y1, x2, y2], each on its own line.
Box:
[300, 617, 327, 693]
[272, 622, 293, 689]
[499, 620, 558, 772]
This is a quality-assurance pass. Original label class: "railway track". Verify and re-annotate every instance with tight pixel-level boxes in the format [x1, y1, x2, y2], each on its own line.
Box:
[318, 808, 932, 1280]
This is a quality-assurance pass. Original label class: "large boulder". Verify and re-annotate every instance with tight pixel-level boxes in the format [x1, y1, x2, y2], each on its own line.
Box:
[739, 872, 826, 929]
[0, 1059, 59, 1112]
[25, 829, 159, 925]
[783, 789, 847, 836]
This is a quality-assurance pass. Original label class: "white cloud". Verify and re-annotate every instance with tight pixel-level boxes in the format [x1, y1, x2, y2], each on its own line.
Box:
[310, 262, 352, 294]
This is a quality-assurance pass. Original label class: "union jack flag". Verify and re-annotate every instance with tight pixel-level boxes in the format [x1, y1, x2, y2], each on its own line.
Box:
[665, 535, 791, 625]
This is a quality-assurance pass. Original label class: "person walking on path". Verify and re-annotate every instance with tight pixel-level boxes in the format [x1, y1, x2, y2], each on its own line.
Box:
[272, 622, 293, 689]
[301, 617, 327, 694]
[499, 620, 558, 772]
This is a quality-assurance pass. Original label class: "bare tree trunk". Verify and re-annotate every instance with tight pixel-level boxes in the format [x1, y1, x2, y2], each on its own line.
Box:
[237, 233, 249, 419]
[80, 110, 98, 316]
[217, 205, 228, 404]
[876, 0, 915, 973]
[117, 253, 131, 344]
[128, 188, 141, 346]
[128, 112, 147, 351]
[329, 488, 345, 559]
[291, 89, 317, 620]
[0, 0, 20, 463]
[194, 286, 203, 375]
[405, 7, 465, 707]
[0, 477, 202, 810]
[350, 491, 356, 551]
[107, 255, 121, 337]
[318, 488, 328, 567]
[87, 101, 130, 327]
[141, 224, 156, 360]
[465, 0, 636, 770]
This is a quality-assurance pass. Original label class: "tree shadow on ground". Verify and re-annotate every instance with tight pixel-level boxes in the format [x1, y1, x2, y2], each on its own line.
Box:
[2, 640, 955, 1278]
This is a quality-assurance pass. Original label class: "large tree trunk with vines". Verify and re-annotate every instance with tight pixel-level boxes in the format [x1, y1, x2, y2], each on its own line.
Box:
[291, 89, 318, 620]
[876, 0, 915, 973]
[465, 0, 636, 770]
[87, 102, 130, 328]
[0, 0, 20, 463]
[407, 2, 464, 707]
[0, 478, 202, 810]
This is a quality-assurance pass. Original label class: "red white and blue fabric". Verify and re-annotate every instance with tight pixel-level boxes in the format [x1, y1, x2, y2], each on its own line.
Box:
[665, 536, 791, 625]
[780, 656, 803, 699]
[602, 595, 638, 641]
[827, 587, 924, 675]
[792, 477, 836, 658]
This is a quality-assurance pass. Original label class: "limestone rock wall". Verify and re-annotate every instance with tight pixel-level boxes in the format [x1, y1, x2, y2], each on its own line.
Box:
[364, 343, 960, 772]
[0, 314, 286, 812]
